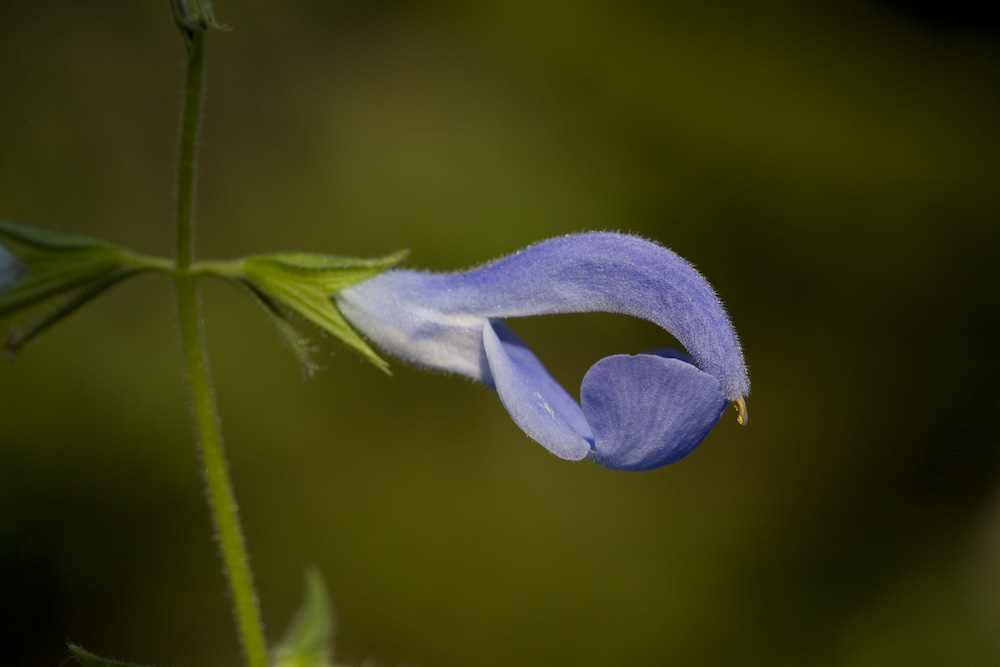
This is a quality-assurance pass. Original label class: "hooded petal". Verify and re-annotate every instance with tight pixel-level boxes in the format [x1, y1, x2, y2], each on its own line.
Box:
[582, 353, 727, 471]
[336, 233, 747, 401]
[482, 320, 592, 461]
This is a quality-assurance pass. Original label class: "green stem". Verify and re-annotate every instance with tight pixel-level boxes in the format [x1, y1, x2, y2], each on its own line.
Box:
[176, 278, 268, 667]
[175, 31, 203, 272]
[173, 29, 268, 667]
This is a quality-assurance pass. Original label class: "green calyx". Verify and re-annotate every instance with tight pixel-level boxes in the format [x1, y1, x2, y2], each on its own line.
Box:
[0, 220, 170, 355]
[202, 249, 408, 374]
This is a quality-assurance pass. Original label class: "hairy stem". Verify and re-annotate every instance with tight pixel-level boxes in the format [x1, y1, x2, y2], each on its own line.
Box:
[175, 29, 203, 272]
[173, 29, 268, 667]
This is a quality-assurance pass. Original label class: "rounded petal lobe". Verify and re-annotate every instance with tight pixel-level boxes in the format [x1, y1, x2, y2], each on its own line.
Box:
[482, 320, 593, 461]
[582, 354, 727, 471]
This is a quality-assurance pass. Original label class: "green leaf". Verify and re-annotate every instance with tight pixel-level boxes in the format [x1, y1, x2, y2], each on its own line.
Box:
[273, 569, 336, 667]
[68, 644, 154, 667]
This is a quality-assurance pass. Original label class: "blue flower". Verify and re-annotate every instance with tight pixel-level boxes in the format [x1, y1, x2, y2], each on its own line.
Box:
[335, 233, 749, 471]
[0, 241, 22, 295]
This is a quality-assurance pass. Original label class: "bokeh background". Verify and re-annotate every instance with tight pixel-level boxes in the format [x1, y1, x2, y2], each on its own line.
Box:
[2, 1, 999, 665]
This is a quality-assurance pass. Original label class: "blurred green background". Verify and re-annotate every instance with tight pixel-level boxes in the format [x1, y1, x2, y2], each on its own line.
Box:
[2, 1, 999, 665]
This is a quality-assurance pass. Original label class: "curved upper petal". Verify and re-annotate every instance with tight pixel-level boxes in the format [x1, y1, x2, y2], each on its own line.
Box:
[482, 320, 593, 461]
[581, 353, 728, 471]
[336, 233, 748, 401]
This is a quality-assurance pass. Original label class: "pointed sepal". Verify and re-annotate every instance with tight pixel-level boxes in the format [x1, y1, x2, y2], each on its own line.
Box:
[0, 220, 126, 314]
[68, 644, 154, 667]
[272, 569, 336, 667]
[0, 220, 155, 354]
[240, 250, 408, 373]
[236, 279, 320, 376]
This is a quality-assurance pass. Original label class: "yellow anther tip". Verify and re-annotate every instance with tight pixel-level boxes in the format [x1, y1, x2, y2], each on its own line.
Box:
[733, 397, 748, 426]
